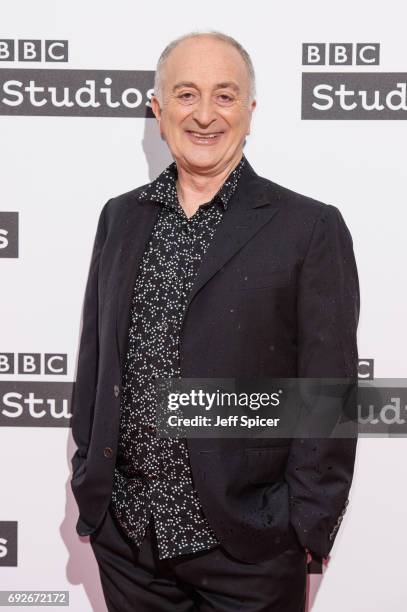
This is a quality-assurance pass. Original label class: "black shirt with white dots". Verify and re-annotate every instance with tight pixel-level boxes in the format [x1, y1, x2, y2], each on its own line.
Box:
[110, 153, 246, 560]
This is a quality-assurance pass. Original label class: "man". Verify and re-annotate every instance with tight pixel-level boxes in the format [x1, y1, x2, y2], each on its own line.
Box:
[70, 30, 360, 612]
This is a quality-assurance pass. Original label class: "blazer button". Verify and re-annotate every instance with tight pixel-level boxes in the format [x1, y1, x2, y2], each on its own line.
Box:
[147, 424, 156, 433]
[103, 447, 113, 458]
[113, 385, 120, 398]
[148, 473, 158, 480]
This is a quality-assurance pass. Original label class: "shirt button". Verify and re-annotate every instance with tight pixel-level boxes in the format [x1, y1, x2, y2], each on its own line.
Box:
[113, 385, 120, 397]
[103, 447, 113, 458]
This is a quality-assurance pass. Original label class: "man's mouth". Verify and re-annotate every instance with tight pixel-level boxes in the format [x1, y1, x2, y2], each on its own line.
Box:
[186, 131, 224, 145]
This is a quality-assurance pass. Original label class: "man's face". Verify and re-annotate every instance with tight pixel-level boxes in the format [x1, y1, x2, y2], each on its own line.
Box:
[151, 36, 256, 174]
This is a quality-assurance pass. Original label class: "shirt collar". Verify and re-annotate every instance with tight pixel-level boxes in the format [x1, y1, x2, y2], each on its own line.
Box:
[140, 154, 246, 212]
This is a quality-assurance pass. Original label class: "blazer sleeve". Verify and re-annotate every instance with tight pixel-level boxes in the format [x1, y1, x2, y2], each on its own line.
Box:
[284, 203, 360, 559]
[70, 200, 111, 465]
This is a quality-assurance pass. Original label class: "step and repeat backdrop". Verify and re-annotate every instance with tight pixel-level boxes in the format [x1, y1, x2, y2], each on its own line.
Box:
[1, 1, 406, 610]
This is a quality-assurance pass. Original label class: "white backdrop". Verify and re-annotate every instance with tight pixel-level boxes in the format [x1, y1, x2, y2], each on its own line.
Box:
[1, 1, 406, 610]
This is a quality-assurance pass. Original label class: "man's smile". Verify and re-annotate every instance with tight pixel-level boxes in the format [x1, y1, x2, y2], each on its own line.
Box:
[185, 130, 224, 145]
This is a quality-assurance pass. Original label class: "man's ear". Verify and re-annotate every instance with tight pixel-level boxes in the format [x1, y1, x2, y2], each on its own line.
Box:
[246, 99, 257, 135]
[151, 95, 162, 121]
[151, 95, 165, 139]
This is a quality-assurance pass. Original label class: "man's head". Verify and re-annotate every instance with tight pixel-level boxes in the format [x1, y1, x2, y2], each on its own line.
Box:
[151, 31, 257, 176]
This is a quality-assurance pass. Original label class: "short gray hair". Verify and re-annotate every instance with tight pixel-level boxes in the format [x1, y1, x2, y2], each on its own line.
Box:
[153, 30, 256, 105]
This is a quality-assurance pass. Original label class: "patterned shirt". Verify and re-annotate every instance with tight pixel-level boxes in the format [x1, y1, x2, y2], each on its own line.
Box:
[110, 154, 246, 559]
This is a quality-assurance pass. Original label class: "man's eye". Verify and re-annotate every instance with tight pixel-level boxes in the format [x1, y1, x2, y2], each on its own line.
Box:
[218, 94, 233, 103]
[178, 93, 194, 100]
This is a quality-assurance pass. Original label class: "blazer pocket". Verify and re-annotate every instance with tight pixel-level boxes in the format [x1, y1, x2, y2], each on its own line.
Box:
[238, 269, 292, 290]
[246, 446, 290, 485]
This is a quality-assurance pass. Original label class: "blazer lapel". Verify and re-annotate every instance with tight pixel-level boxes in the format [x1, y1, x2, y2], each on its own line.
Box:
[182, 159, 281, 309]
[115, 197, 161, 368]
[183, 208, 278, 311]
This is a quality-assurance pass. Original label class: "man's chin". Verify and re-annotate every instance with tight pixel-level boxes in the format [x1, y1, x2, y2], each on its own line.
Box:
[178, 150, 227, 173]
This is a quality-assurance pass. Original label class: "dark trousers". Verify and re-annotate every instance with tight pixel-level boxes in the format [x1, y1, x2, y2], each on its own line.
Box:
[89, 504, 307, 612]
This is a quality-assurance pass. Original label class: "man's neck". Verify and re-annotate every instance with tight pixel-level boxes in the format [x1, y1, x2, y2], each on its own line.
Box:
[175, 152, 243, 219]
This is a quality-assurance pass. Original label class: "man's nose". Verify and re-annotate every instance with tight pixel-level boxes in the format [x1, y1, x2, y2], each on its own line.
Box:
[191, 96, 217, 127]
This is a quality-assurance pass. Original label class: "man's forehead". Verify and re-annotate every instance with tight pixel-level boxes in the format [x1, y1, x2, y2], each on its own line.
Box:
[171, 80, 241, 93]
[163, 38, 249, 81]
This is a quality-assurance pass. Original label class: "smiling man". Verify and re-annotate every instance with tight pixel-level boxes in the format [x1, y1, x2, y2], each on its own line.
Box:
[149, 33, 256, 215]
[70, 30, 360, 612]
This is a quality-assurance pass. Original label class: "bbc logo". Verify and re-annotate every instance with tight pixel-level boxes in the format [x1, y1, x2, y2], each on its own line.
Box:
[302, 43, 380, 66]
[0, 39, 68, 62]
[0, 353, 67, 375]
[358, 359, 374, 380]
